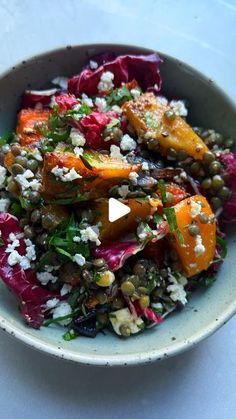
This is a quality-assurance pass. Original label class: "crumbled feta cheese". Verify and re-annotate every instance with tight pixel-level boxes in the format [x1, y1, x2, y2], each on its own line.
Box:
[74, 147, 84, 157]
[81, 93, 93, 108]
[52, 302, 72, 325]
[7, 250, 23, 266]
[79, 225, 101, 246]
[70, 128, 86, 146]
[167, 272, 187, 305]
[129, 171, 139, 185]
[45, 264, 60, 272]
[0, 198, 10, 212]
[130, 88, 141, 99]
[120, 134, 137, 151]
[5, 238, 20, 253]
[191, 200, 202, 218]
[51, 165, 82, 182]
[25, 239, 36, 261]
[19, 256, 31, 270]
[29, 148, 43, 161]
[73, 253, 86, 266]
[110, 308, 144, 335]
[169, 100, 188, 117]
[37, 271, 58, 286]
[110, 144, 125, 160]
[52, 76, 68, 90]
[194, 234, 206, 256]
[141, 162, 149, 171]
[60, 283, 72, 297]
[111, 105, 122, 114]
[156, 95, 168, 106]
[118, 185, 130, 198]
[98, 71, 114, 92]
[95, 97, 107, 112]
[46, 298, 60, 310]
[89, 60, 98, 70]
[15, 169, 41, 191]
[0, 165, 7, 189]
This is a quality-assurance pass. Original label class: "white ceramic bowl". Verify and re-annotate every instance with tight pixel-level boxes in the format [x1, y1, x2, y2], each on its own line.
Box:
[0, 44, 235, 366]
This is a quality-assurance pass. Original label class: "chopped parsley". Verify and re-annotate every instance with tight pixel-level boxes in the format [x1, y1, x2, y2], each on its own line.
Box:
[164, 207, 184, 245]
[157, 179, 167, 203]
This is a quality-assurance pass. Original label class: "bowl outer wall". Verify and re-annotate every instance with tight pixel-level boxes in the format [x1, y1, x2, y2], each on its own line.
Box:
[0, 43, 235, 366]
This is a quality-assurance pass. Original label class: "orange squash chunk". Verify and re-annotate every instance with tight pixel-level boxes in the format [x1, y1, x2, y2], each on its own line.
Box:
[94, 197, 162, 240]
[123, 92, 208, 160]
[170, 195, 216, 277]
[17, 109, 49, 146]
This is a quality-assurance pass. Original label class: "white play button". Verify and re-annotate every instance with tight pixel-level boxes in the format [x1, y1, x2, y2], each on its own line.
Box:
[108, 198, 131, 222]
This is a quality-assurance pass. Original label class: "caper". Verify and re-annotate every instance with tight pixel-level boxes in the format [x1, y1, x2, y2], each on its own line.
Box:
[190, 161, 201, 175]
[160, 268, 168, 278]
[111, 297, 124, 310]
[209, 161, 222, 174]
[23, 225, 35, 239]
[202, 151, 215, 165]
[121, 281, 135, 296]
[210, 197, 222, 210]
[93, 258, 106, 269]
[212, 175, 224, 190]
[188, 224, 200, 236]
[19, 217, 28, 228]
[165, 191, 174, 204]
[96, 291, 108, 305]
[11, 163, 24, 175]
[14, 156, 28, 167]
[167, 148, 177, 159]
[81, 208, 94, 223]
[28, 191, 41, 204]
[11, 144, 21, 156]
[218, 186, 231, 200]
[177, 149, 188, 161]
[224, 138, 234, 149]
[133, 263, 146, 278]
[119, 324, 131, 337]
[27, 159, 38, 173]
[138, 286, 149, 296]
[165, 110, 175, 120]
[31, 209, 41, 223]
[139, 295, 150, 309]
[199, 212, 209, 224]
[201, 178, 212, 190]
[7, 180, 19, 194]
[96, 312, 108, 325]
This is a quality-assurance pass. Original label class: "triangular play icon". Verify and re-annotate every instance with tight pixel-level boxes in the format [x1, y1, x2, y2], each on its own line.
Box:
[108, 198, 131, 222]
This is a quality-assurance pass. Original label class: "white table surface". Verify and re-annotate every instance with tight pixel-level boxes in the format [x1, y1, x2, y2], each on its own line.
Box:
[0, 1, 236, 418]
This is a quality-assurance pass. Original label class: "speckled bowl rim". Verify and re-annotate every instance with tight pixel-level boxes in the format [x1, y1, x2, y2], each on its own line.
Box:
[0, 43, 235, 366]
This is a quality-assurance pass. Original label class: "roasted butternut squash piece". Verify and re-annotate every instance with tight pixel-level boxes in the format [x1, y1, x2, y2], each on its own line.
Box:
[170, 195, 216, 277]
[94, 197, 162, 240]
[156, 182, 189, 207]
[17, 109, 49, 146]
[123, 93, 208, 160]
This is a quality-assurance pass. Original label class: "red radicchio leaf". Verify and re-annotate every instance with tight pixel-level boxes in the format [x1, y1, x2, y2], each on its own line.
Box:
[219, 152, 236, 223]
[55, 93, 78, 113]
[133, 301, 162, 324]
[68, 53, 162, 96]
[21, 88, 59, 108]
[80, 110, 118, 149]
[0, 213, 58, 329]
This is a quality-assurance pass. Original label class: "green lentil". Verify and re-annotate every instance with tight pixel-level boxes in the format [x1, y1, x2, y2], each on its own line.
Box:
[209, 161, 222, 175]
[202, 151, 215, 165]
[190, 161, 201, 175]
[111, 297, 124, 310]
[23, 225, 35, 239]
[14, 156, 28, 167]
[212, 175, 224, 190]
[210, 197, 222, 210]
[218, 186, 231, 200]
[121, 281, 135, 296]
[96, 291, 108, 305]
[201, 178, 212, 190]
[11, 144, 21, 156]
[11, 163, 24, 175]
[93, 258, 106, 269]
[133, 263, 146, 278]
[177, 149, 188, 161]
[199, 212, 209, 224]
[27, 159, 38, 173]
[188, 224, 200, 236]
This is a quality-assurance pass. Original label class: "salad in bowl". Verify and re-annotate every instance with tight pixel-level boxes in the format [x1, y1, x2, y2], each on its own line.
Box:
[0, 52, 234, 342]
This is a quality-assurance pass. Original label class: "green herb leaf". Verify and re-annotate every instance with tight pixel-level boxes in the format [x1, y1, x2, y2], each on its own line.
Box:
[0, 237, 4, 246]
[107, 85, 132, 106]
[153, 213, 164, 224]
[213, 236, 228, 264]
[19, 196, 29, 209]
[164, 207, 184, 245]
[63, 329, 79, 341]
[106, 118, 120, 130]
[157, 180, 167, 203]
[44, 308, 80, 327]
[205, 276, 216, 286]
[9, 201, 24, 217]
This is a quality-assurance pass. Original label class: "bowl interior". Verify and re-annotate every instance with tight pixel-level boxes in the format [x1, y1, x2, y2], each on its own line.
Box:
[0, 44, 235, 366]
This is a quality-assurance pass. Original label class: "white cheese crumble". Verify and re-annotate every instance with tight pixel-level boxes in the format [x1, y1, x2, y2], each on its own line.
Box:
[110, 308, 144, 336]
[0, 165, 7, 189]
[70, 128, 86, 146]
[89, 60, 98, 70]
[60, 283, 72, 297]
[81, 93, 93, 107]
[0, 198, 10, 212]
[141, 162, 149, 171]
[110, 144, 125, 160]
[37, 271, 58, 285]
[120, 134, 137, 151]
[111, 105, 122, 114]
[74, 147, 84, 157]
[118, 185, 130, 198]
[156, 95, 168, 106]
[15, 169, 41, 191]
[167, 272, 187, 305]
[130, 88, 141, 99]
[194, 234, 206, 256]
[98, 71, 114, 92]
[169, 100, 188, 117]
[6, 235, 35, 269]
[129, 171, 139, 185]
[45, 298, 60, 310]
[51, 166, 82, 182]
[191, 200, 202, 218]
[29, 148, 43, 161]
[73, 253, 86, 266]
[95, 97, 107, 112]
[74, 225, 101, 246]
[52, 302, 72, 326]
